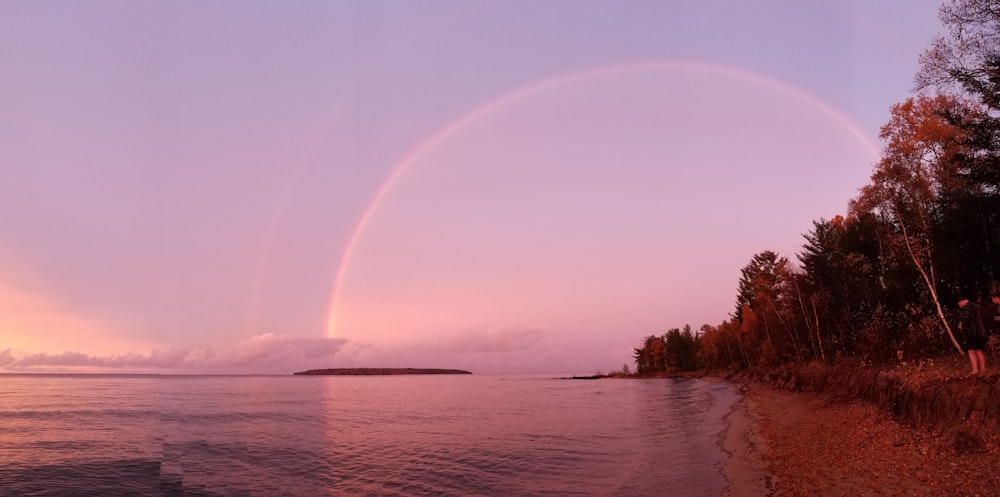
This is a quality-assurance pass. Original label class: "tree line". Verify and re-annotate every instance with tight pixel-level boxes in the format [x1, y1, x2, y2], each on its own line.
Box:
[635, 0, 1000, 374]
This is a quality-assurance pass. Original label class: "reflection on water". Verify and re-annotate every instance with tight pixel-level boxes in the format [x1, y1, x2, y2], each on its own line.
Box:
[0, 374, 738, 496]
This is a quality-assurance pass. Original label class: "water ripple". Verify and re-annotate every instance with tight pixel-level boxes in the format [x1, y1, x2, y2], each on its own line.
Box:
[0, 375, 737, 496]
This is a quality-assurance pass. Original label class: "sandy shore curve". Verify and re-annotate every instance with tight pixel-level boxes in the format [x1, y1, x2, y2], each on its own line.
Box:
[720, 385, 772, 496]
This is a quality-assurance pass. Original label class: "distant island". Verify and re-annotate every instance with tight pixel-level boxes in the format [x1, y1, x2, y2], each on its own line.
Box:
[293, 368, 472, 376]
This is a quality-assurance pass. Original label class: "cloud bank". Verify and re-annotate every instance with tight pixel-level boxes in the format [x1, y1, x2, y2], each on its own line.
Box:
[440, 327, 545, 353]
[0, 326, 603, 375]
[0, 333, 348, 374]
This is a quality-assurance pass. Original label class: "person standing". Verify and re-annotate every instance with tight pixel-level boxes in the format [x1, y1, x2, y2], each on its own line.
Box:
[958, 297, 987, 374]
[992, 293, 1000, 333]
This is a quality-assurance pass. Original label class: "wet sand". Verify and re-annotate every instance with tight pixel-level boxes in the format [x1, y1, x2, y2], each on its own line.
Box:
[721, 383, 1000, 496]
[720, 386, 772, 496]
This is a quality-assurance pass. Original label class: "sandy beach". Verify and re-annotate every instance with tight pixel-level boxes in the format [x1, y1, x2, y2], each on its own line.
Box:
[722, 382, 1000, 497]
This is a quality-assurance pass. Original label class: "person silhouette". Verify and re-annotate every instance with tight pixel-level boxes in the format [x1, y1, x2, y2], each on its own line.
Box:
[992, 293, 1000, 333]
[958, 297, 987, 375]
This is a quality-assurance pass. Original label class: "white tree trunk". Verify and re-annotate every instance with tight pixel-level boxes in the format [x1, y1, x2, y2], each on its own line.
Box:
[899, 218, 964, 354]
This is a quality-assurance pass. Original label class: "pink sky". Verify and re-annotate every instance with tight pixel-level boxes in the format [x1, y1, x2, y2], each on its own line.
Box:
[0, 1, 944, 374]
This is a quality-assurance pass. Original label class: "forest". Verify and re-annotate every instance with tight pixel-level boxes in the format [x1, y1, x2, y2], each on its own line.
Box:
[634, 0, 1000, 375]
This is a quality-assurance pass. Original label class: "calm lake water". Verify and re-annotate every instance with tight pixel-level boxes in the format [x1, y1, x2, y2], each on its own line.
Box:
[0, 374, 739, 496]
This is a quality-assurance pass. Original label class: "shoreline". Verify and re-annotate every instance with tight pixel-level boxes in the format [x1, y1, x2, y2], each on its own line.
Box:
[719, 385, 772, 497]
[719, 382, 1000, 496]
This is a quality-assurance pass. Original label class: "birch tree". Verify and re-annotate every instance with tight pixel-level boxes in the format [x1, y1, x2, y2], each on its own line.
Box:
[850, 95, 970, 354]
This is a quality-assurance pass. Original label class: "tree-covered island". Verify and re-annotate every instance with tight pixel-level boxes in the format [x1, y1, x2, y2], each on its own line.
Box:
[293, 368, 472, 375]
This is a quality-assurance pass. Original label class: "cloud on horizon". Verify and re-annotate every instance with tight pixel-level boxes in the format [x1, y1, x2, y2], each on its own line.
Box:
[11, 348, 198, 369]
[230, 333, 347, 367]
[439, 326, 545, 353]
[314, 327, 552, 374]
[0, 327, 600, 375]
[0, 333, 348, 373]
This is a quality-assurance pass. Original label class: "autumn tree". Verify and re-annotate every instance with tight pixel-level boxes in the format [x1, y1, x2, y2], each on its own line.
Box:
[917, 0, 1000, 292]
[633, 335, 661, 375]
[662, 325, 698, 372]
[800, 215, 885, 358]
[732, 251, 805, 363]
[734, 251, 785, 320]
[850, 95, 971, 354]
[697, 322, 740, 369]
[917, 0, 1000, 100]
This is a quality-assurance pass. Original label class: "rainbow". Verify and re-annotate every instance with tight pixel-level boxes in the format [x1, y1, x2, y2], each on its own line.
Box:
[325, 59, 880, 338]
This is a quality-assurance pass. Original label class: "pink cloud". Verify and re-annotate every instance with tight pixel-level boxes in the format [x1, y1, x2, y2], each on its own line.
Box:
[440, 327, 545, 353]
[0, 334, 348, 373]
[10, 348, 199, 369]
[229, 333, 347, 366]
[0, 348, 15, 367]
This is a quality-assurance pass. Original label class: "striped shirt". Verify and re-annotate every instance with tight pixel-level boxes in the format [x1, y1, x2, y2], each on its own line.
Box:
[959, 302, 987, 338]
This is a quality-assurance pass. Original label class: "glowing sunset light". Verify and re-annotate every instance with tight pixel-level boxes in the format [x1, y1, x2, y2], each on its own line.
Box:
[0, 282, 149, 359]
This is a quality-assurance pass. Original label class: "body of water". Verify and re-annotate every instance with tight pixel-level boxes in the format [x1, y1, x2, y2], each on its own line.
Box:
[0, 374, 739, 496]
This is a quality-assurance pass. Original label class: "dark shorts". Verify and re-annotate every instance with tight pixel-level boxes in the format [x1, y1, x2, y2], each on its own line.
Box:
[966, 335, 987, 351]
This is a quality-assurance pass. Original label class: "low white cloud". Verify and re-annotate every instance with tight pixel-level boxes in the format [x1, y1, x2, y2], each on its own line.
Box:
[0, 329, 586, 375]
[229, 333, 347, 367]
[0, 334, 348, 374]
[0, 348, 16, 367]
[314, 327, 552, 375]
[9, 348, 205, 370]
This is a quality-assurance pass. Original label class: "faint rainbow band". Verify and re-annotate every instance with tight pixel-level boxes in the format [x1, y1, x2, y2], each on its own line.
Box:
[325, 59, 882, 339]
